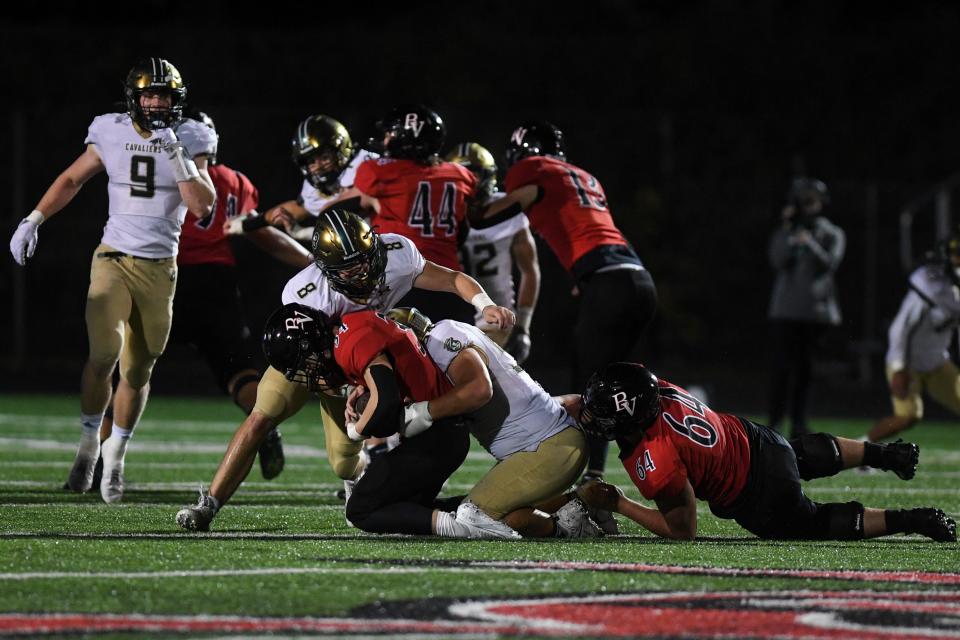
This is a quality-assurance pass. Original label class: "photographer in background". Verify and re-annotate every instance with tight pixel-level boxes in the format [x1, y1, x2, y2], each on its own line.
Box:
[766, 178, 845, 438]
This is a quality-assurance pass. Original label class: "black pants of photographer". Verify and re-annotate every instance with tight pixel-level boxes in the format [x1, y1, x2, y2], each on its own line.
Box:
[767, 319, 827, 439]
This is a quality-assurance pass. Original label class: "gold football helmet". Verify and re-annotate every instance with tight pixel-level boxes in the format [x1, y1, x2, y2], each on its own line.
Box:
[312, 210, 386, 302]
[124, 58, 186, 131]
[385, 307, 434, 343]
[445, 142, 498, 202]
[291, 115, 354, 194]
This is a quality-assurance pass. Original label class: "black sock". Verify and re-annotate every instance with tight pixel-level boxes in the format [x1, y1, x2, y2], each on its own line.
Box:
[862, 442, 884, 468]
[884, 509, 909, 534]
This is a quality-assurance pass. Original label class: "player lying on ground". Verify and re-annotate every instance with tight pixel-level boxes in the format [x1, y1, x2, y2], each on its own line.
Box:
[572, 362, 956, 542]
[262, 304, 600, 539]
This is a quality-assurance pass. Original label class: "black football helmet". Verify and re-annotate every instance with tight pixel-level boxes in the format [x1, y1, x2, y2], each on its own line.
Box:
[579, 362, 661, 441]
[124, 58, 187, 131]
[445, 142, 498, 202]
[312, 210, 387, 302]
[377, 104, 446, 163]
[504, 121, 565, 168]
[262, 303, 344, 392]
[291, 115, 354, 195]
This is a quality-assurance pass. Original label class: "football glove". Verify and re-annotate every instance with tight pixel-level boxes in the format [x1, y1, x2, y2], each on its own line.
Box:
[9, 211, 44, 265]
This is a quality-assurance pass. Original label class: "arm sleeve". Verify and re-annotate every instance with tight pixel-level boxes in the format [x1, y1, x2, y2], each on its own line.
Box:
[805, 222, 846, 271]
[363, 364, 404, 438]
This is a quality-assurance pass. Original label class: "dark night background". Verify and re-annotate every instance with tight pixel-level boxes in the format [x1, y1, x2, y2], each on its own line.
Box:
[3, 1, 960, 420]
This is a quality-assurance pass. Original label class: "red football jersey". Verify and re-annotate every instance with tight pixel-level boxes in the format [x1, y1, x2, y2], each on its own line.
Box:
[619, 380, 751, 508]
[333, 311, 452, 402]
[354, 157, 477, 270]
[179, 164, 259, 267]
[504, 156, 627, 273]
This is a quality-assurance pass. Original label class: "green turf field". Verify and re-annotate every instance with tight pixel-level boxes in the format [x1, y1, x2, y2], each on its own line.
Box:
[0, 393, 957, 638]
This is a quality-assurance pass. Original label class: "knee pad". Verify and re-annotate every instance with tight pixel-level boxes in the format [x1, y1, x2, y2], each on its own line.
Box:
[814, 501, 865, 540]
[230, 373, 260, 414]
[791, 433, 842, 480]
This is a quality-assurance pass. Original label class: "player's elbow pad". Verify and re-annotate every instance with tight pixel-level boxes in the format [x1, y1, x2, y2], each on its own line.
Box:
[365, 364, 404, 438]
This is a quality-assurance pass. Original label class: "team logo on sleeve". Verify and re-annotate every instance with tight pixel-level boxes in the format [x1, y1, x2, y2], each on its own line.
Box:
[612, 391, 637, 416]
[443, 338, 463, 353]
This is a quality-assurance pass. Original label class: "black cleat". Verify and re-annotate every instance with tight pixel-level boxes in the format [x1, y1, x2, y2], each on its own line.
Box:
[258, 428, 285, 480]
[884, 439, 919, 481]
[909, 508, 957, 542]
[61, 455, 103, 492]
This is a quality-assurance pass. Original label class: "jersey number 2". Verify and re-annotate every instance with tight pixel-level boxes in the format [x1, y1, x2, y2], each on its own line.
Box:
[130, 155, 155, 198]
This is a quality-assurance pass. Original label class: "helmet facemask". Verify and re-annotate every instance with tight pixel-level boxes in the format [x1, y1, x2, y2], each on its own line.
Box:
[312, 211, 387, 303]
[262, 304, 345, 393]
[291, 116, 354, 195]
[124, 58, 186, 131]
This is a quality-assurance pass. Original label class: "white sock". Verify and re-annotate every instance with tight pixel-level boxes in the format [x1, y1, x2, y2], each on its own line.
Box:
[110, 425, 133, 440]
[434, 511, 473, 538]
[78, 413, 103, 457]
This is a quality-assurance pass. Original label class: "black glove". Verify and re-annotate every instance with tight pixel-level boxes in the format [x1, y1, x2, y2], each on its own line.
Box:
[505, 327, 532, 364]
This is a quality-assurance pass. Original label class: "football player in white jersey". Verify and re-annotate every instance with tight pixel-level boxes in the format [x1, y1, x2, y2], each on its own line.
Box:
[225, 114, 378, 240]
[866, 236, 960, 442]
[176, 209, 515, 531]
[328, 307, 597, 539]
[9, 58, 217, 504]
[446, 143, 540, 363]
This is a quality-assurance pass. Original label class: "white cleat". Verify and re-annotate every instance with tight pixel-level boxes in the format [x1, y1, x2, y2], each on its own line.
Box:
[66, 447, 100, 493]
[99, 438, 126, 504]
[454, 501, 522, 539]
[554, 498, 603, 538]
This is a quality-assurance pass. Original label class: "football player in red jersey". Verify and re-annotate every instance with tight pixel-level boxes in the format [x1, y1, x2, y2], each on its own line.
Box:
[261, 304, 599, 539]
[478, 122, 658, 486]
[262, 304, 471, 535]
[571, 362, 956, 542]
[327, 104, 479, 324]
[91, 111, 313, 487]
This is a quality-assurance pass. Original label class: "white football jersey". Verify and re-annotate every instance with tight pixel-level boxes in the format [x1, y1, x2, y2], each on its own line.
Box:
[459, 195, 529, 327]
[425, 320, 573, 461]
[299, 149, 380, 216]
[886, 264, 960, 373]
[86, 113, 218, 258]
[281, 233, 425, 317]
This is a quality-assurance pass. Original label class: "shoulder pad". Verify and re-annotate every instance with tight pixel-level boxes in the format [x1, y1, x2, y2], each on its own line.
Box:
[175, 118, 219, 159]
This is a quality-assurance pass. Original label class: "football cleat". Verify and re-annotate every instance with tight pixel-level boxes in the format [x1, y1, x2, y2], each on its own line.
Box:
[176, 488, 219, 532]
[454, 501, 522, 540]
[554, 498, 603, 538]
[62, 455, 103, 492]
[99, 437, 126, 504]
[908, 508, 957, 542]
[882, 439, 919, 481]
[66, 448, 101, 493]
[258, 428, 285, 480]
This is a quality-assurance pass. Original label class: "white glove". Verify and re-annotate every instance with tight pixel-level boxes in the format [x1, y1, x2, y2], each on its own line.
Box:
[346, 420, 367, 442]
[403, 401, 434, 437]
[9, 211, 44, 266]
[152, 127, 180, 148]
[154, 128, 199, 182]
